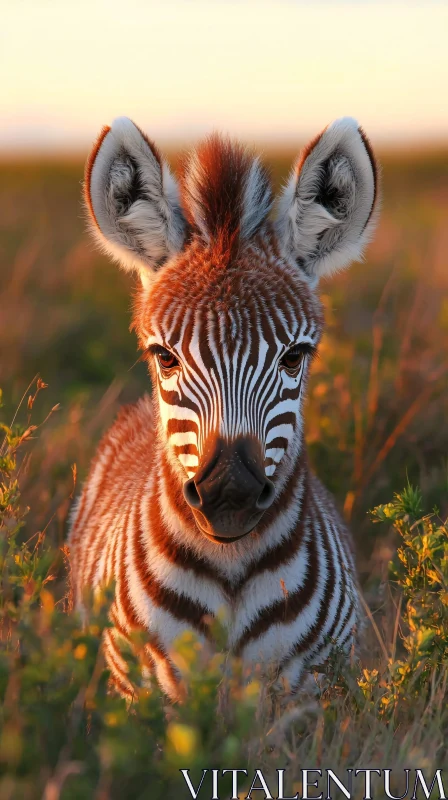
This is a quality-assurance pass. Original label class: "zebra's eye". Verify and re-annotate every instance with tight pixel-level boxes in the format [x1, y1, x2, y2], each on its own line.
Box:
[156, 349, 179, 371]
[280, 343, 316, 372]
[281, 350, 303, 371]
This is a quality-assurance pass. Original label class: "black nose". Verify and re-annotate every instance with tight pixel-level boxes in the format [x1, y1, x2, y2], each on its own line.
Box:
[183, 436, 275, 540]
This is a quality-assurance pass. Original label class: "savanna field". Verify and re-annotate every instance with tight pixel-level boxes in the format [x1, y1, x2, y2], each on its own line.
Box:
[0, 149, 447, 798]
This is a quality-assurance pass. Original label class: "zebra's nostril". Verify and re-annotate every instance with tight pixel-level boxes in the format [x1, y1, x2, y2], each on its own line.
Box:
[183, 478, 202, 509]
[256, 479, 276, 511]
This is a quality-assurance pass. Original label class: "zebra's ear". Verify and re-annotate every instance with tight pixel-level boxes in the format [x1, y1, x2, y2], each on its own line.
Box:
[276, 118, 379, 286]
[84, 117, 186, 283]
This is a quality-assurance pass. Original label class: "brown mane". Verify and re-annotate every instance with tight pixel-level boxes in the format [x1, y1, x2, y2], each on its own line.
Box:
[180, 134, 272, 259]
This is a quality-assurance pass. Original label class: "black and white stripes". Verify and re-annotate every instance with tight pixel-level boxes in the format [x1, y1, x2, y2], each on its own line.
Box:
[147, 285, 317, 482]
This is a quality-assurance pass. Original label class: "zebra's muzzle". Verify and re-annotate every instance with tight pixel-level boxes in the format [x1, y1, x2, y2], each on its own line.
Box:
[183, 436, 275, 542]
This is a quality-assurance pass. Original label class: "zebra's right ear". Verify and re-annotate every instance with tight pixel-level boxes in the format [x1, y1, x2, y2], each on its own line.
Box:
[84, 117, 186, 283]
[276, 118, 378, 287]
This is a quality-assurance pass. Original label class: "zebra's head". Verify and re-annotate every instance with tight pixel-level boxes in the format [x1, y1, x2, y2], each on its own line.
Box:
[85, 117, 378, 543]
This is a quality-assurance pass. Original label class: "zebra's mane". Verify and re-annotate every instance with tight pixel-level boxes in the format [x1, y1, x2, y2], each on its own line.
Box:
[180, 134, 273, 253]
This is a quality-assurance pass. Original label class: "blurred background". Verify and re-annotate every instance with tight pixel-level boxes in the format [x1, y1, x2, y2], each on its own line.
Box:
[1, 0, 447, 588]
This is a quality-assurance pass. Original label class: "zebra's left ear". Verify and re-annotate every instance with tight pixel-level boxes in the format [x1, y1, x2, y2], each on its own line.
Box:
[276, 118, 379, 286]
[84, 117, 186, 285]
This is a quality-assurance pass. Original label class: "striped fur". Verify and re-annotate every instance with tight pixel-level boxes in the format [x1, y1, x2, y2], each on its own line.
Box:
[69, 117, 379, 701]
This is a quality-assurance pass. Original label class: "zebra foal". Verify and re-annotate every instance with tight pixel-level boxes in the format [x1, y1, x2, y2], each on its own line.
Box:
[69, 117, 379, 700]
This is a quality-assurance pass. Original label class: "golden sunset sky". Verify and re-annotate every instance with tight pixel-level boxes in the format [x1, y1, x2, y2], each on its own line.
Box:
[3, 1, 448, 151]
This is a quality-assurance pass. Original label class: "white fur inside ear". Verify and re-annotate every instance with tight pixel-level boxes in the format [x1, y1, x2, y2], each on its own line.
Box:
[276, 117, 378, 284]
[87, 117, 185, 277]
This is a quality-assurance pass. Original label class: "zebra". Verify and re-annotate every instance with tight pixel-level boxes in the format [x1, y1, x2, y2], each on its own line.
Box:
[69, 116, 379, 701]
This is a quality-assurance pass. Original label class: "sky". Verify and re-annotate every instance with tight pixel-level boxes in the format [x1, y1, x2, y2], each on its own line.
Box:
[2, 1, 448, 153]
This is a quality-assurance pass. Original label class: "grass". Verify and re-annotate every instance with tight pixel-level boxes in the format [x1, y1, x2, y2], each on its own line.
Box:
[0, 147, 447, 797]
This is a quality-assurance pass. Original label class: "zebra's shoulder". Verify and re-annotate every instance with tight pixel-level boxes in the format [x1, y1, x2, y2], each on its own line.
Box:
[91, 394, 154, 454]
[108, 394, 155, 442]
[306, 470, 356, 563]
[69, 395, 156, 533]
[91, 394, 156, 481]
